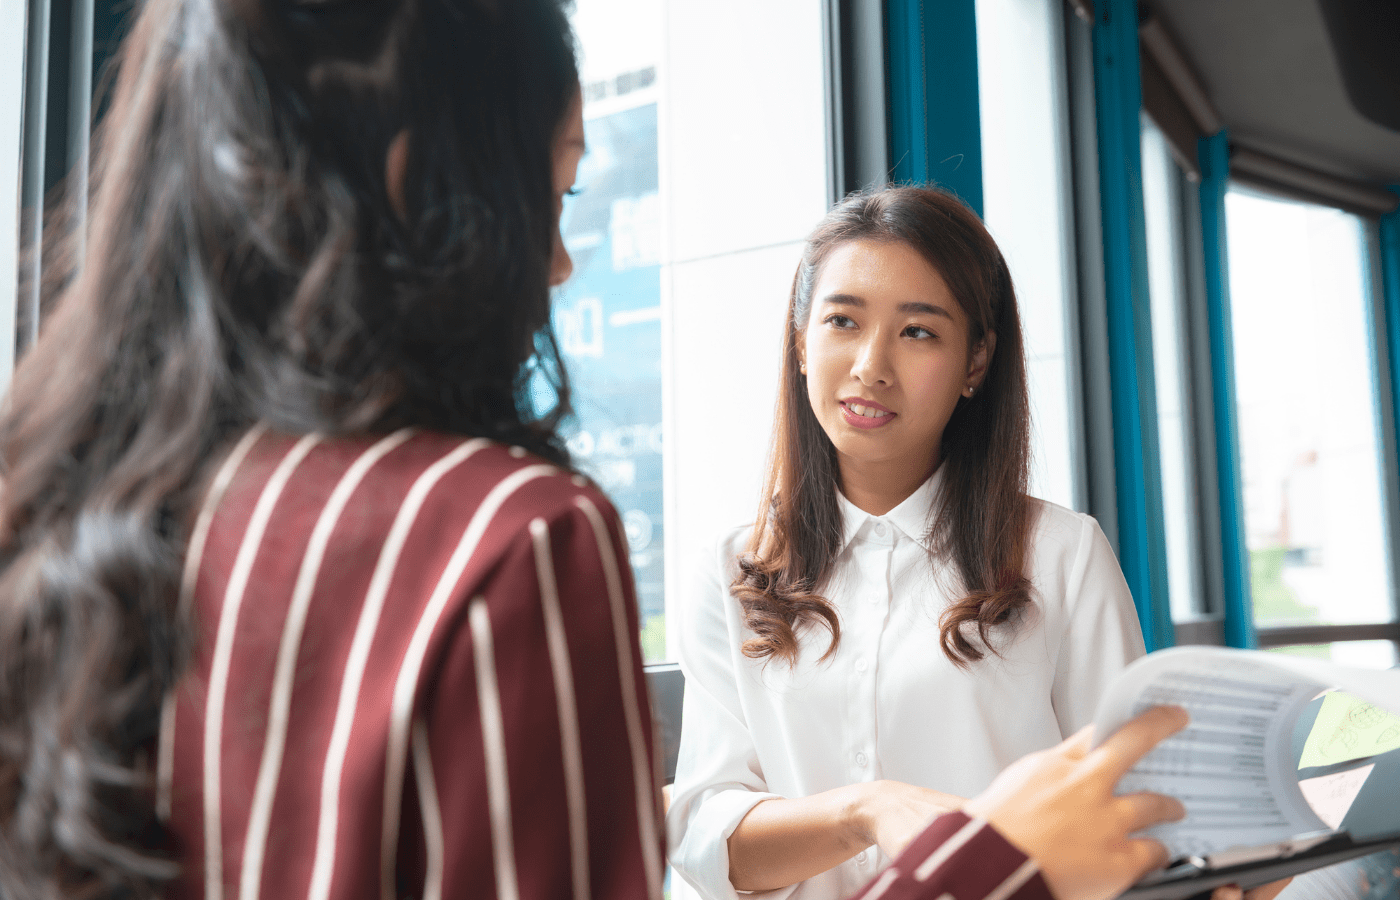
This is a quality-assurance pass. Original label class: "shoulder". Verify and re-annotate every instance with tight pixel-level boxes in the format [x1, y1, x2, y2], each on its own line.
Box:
[676, 522, 755, 634]
[704, 522, 756, 574]
[250, 429, 621, 567]
[1024, 496, 1109, 564]
[1022, 496, 1135, 626]
[1021, 495, 1128, 604]
[403, 432, 621, 553]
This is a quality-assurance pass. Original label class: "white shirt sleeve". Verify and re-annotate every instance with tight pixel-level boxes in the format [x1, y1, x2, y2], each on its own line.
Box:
[665, 533, 785, 900]
[1050, 515, 1148, 735]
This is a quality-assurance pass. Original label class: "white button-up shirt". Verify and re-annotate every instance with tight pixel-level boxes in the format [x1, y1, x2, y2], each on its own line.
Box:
[666, 470, 1145, 900]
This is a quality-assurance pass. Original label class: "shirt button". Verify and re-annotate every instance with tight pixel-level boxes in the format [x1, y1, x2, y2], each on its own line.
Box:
[856, 852, 868, 865]
[873, 522, 887, 537]
[854, 658, 868, 673]
[856, 752, 868, 767]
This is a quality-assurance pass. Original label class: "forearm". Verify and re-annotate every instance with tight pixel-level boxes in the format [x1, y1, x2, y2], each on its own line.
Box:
[727, 783, 874, 892]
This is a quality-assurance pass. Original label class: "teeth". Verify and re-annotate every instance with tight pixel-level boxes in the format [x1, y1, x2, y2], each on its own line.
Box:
[849, 404, 886, 418]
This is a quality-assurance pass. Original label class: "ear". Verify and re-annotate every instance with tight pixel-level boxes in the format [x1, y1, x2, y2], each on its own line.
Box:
[796, 331, 808, 375]
[965, 330, 996, 394]
[386, 129, 411, 221]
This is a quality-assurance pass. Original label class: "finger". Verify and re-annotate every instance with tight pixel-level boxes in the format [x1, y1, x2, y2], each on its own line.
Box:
[1090, 706, 1190, 779]
[1210, 886, 1243, 900]
[1243, 877, 1292, 900]
[1116, 791, 1186, 832]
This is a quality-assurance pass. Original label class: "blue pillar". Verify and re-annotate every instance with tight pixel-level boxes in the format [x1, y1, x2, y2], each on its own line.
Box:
[1090, 0, 1173, 650]
[1197, 132, 1255, 649]
[885, 0, 984, 215]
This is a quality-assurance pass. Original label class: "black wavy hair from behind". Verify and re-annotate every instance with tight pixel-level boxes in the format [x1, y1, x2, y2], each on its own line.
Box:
[0, 0, 579, 896]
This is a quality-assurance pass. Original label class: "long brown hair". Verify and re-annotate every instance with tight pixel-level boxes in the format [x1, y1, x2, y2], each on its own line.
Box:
[735, 185, 1034, 668]
[0, 0, 577, 896]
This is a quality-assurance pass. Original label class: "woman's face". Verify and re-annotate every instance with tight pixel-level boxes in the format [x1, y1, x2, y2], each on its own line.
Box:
[550, 92, 586, 287]
[799, 239, 991, 486]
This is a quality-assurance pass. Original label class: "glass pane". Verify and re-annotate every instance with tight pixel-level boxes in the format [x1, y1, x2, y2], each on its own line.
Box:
[0, 0, 21, 389]
[563, 0, 666, 661]
[1227, 190, 1395, 629]
[976, 0, 1078, 509]
[1141, 116, 1204, 620]
[561, 0, 830, 667]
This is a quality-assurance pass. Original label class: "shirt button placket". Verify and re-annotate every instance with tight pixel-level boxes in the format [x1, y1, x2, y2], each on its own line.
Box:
[849, 528, 886, 785]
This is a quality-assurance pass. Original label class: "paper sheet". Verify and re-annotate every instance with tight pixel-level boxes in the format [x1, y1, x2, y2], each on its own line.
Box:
[1092, 647, 1400, 860]
[1298, 764, 1374, 830]
[1298, 692, 1400, 769]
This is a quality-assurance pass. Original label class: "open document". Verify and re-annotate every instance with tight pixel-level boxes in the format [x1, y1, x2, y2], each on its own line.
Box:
[1091, 647, 1400, 870]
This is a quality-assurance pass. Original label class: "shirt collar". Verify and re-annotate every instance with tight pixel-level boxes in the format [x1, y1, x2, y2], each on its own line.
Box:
[836, 465, 944, 554]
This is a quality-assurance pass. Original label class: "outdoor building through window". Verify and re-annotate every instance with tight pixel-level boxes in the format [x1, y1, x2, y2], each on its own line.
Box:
[558, 0, 831, 665]
[557, 0, 666, 660]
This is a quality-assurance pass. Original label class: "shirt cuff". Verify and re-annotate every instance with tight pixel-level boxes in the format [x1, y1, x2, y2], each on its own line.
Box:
[855, 811, 1053, 900]
[670, 788, 784, 900]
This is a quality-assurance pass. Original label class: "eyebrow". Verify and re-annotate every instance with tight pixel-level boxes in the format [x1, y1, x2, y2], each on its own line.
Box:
[822, 293, 955, 320]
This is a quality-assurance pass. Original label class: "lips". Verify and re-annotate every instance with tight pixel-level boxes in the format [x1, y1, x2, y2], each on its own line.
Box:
[839, 399, 895, 429]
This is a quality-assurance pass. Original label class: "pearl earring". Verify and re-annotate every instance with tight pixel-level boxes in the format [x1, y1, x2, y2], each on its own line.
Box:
[800, 363, 807, 374]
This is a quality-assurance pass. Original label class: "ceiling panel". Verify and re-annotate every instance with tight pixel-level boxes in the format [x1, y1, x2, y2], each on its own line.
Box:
[1148, 0, 1400, 187]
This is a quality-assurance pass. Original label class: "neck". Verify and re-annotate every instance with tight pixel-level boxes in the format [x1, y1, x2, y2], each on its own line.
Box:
[837, 453, 938, 516]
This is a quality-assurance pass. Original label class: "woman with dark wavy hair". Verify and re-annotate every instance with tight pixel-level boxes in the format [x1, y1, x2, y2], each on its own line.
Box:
[0, 0, 674, 897]
[667, 186, 1146, 900]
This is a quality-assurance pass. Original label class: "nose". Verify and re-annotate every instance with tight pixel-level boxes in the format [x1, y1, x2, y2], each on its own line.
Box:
[549, 227, 574, 287]
[851, 332, 893, 386]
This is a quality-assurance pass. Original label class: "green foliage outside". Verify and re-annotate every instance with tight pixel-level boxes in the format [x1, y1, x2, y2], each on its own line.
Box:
[1264, 643, 1331, 660]
[1252, 546, 1330, 659]
[1250, 546, 1319, 624]
[640, 613, 667, 663]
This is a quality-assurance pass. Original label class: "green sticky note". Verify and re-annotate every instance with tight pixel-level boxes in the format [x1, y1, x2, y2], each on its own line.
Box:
[1299, 691, 1400, 770]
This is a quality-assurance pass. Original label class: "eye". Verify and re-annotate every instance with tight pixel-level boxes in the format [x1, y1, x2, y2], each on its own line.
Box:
[824, 314, 856, 329]
[903, 324, 937, 339]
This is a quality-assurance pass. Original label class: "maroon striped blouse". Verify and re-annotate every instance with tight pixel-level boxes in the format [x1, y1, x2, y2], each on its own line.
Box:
[156, 426, 1048, 900]
[160, 427, 663, 900]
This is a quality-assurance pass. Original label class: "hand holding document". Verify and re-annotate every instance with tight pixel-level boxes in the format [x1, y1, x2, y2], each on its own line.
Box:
[1088, 647, 1400, 898]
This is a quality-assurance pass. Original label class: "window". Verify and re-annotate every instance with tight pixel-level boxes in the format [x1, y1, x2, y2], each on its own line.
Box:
[976, 0, 1080, 509]
[564, 0, 832, 664]
[1141, 115, 1206, 620]
[1226, 189, 1398, 667]
[0, 0, 23, 392]
[559, 0, 665, 659]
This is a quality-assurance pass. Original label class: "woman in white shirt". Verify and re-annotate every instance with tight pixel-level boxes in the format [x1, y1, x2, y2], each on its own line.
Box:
[666, 185, 1146, 900]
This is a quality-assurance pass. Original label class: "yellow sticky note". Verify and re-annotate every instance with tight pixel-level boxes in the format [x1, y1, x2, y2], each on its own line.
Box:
[1299, 691, 1400, 769]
